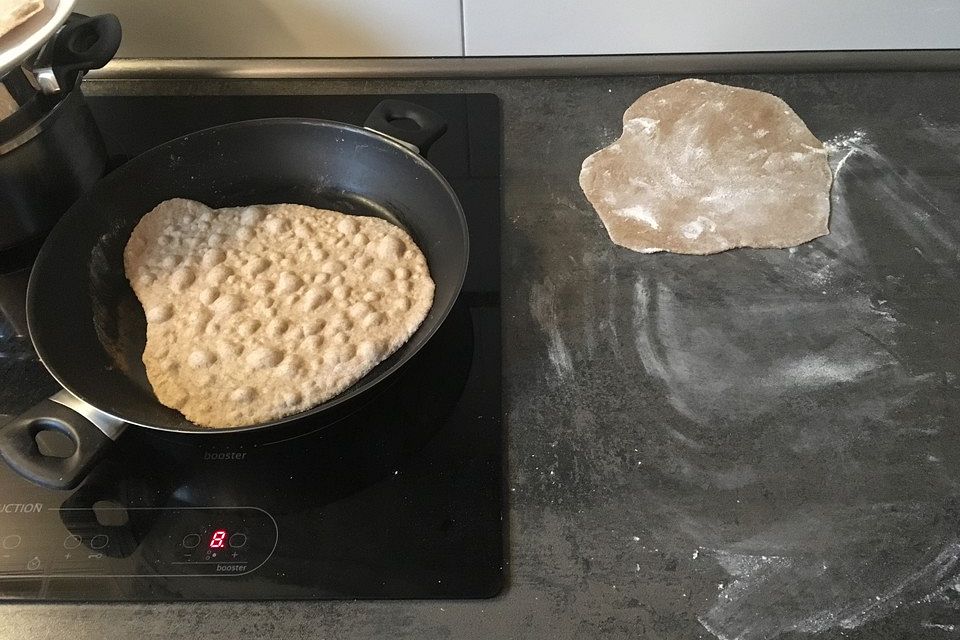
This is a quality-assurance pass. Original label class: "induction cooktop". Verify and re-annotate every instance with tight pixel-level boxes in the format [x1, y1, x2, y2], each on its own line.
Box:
[0, 93, 503, 600]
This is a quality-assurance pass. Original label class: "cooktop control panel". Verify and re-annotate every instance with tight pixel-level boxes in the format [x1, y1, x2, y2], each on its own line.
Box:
[0, 506, 277, 578]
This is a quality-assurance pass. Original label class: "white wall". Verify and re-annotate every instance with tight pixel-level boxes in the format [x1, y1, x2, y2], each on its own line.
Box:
[76, 0, 960, 58]
[74, 0, 464, 57]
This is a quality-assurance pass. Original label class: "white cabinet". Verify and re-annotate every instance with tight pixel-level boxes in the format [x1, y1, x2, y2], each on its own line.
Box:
[75, 0, 463, 57]
[462, 0, 960, 56]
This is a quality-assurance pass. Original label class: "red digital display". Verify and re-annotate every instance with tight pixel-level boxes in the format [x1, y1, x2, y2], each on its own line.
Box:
[209, 530, 227, 549]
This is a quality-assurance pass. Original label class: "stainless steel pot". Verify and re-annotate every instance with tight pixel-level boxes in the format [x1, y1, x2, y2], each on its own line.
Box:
[0, 12, 121, 270]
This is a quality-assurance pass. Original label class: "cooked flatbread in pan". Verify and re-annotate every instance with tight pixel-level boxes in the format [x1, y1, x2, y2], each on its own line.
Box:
[124, 198, 434, 428]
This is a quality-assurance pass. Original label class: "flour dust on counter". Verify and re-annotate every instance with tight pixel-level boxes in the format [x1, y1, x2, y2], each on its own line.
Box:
[529, 277, 574, 379]
[519, 106, 960, 639]
[627, 125, 960, 640]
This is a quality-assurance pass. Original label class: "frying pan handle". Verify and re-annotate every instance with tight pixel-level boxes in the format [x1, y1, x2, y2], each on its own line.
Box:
[31, 14, 123, 94]
[0, 391, 126, 490]
[364, 100, 447, 156]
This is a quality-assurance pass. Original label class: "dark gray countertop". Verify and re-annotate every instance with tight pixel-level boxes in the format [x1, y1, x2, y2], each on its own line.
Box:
[3, 71, 960, 640]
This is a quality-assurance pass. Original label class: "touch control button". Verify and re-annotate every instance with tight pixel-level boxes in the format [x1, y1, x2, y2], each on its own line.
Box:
[228, 533, 247, 548]
[182, 534, 201, 549]
[63, 535, 82, 549]
[2, 534, 21, 549]
[26, 556, 40, 571]
[90, 534, 109, 550]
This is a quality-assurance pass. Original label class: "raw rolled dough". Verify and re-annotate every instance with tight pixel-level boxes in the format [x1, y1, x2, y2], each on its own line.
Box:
[0, 0, 42, 39]
[124, 199, 434, 428]
[580, 78, 832, 255]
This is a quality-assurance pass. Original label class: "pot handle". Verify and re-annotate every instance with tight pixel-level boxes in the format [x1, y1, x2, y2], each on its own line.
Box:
[364, 100, 447, 156]
[0, 391, 126, 490]
[33, 13, 122, 94]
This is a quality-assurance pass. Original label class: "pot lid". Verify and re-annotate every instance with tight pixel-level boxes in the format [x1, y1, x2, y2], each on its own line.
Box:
[0, 0, 76, 78]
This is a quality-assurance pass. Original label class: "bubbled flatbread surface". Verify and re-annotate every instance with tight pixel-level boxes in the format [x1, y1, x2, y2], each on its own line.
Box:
[123, 199, 435, 428]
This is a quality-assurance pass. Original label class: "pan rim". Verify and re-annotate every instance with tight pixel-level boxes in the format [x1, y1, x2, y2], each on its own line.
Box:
[26, 116, 470, 435]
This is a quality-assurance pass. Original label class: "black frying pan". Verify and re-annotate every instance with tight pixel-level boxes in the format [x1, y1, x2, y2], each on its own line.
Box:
[0, 100, 469, 489]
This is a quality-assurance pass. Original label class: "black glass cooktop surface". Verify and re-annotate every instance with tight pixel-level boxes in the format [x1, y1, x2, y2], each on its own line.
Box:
[0, 93, 502, 600]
